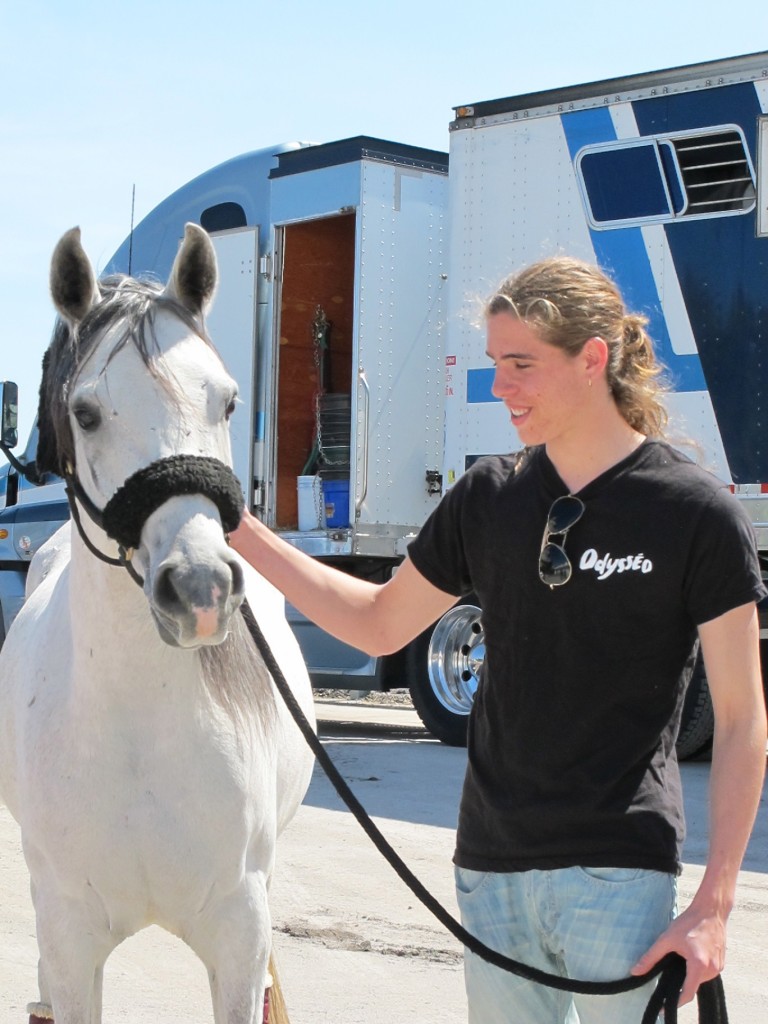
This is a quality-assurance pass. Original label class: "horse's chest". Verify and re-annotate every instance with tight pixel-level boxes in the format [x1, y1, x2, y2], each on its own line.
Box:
[24, 705, 269, 894]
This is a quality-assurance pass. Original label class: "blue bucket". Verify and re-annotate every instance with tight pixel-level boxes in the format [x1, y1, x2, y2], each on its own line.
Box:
[322, 478, 350, 528]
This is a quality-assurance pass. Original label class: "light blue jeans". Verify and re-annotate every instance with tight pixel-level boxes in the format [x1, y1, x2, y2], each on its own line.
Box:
[455, 865, 677, 1023]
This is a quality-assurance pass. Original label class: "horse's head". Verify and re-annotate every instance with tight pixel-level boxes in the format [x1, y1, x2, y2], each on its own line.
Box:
[40, 223, 247, 648]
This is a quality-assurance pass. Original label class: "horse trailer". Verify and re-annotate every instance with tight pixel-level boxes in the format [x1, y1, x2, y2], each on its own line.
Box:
[2, 50, 768, 754]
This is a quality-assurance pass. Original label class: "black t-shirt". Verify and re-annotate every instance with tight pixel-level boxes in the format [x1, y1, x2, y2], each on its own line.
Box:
[408, 441, 766, 874]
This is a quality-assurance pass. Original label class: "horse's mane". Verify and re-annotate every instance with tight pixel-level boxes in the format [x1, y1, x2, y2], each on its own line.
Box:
[38, 273, 275, 725]
[199, 611, 277, 733]
[37, 274, 213, 478]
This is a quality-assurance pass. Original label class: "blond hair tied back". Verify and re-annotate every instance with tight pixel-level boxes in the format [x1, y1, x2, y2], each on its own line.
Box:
[485, 257, 668, 438]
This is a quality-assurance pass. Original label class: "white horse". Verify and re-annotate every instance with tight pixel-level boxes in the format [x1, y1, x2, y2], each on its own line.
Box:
[0, 224, 315, 1024]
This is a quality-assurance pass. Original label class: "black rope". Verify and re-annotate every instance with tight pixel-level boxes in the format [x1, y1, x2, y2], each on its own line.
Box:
[240, 598, 728, 1024]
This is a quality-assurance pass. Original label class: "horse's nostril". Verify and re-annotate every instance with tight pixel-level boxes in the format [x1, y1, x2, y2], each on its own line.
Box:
[154, 555, 243, 619]
[155, 563, 183, 614]
[230, 558, 245, 598]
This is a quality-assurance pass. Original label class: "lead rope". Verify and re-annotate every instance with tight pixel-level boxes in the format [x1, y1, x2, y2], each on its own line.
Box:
[239, 598, 728, 1024]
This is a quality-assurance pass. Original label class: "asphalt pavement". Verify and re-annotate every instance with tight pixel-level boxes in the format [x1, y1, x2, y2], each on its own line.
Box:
[0, 699, 766, 1022]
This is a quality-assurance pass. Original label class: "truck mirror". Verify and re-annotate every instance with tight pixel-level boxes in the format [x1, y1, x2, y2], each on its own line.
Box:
[1, 381, 19, 449]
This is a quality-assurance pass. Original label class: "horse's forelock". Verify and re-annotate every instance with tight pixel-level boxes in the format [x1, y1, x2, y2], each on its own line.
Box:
[37, 275, 218, 477]
[76, 279, 218, 402]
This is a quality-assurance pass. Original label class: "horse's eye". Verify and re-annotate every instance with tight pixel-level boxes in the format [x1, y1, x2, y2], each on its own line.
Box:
[73, 405, 101, 432]
[225, 398, 237, 421]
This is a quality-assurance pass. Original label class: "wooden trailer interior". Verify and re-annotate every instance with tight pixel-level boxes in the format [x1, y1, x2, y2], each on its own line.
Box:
[275, 214, 355, 528]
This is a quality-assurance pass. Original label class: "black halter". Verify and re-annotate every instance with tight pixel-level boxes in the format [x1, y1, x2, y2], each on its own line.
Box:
[64, 454, 244, 586]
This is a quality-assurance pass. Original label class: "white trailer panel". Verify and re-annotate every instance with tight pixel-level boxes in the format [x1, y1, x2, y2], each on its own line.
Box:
[354, 158, 447, 544]
[207, 228, 259, 501]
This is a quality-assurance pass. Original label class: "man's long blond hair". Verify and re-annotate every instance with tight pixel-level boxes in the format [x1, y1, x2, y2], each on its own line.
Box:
[485, 257, 668, 438]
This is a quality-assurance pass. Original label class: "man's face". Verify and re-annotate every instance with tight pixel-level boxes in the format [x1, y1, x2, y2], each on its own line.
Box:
[486, 312, 589, 449]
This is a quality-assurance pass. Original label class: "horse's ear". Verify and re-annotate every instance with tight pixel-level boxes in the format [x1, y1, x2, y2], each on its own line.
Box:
[50, 227, 101, 326]
[164, 223, 218, 317]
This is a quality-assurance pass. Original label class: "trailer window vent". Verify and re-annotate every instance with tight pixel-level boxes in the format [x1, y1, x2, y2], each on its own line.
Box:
[671, 130, 755, 216]
[200, 202, 247, 233]
[576, 126, 755, 229]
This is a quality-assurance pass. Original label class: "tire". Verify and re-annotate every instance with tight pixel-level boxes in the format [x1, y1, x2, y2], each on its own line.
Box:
[676, 648, 714, 761]
[406, 603, 484, 747]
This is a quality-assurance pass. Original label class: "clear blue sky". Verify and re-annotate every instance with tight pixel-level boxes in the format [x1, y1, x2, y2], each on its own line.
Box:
[2, 1, 767, 442]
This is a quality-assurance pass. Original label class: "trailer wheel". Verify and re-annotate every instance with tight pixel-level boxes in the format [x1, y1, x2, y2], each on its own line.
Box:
[407, 603, 484, 747]
[676, 650, 714, 761]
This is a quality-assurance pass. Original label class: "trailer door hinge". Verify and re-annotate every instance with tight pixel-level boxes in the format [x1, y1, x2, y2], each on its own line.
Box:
[252, 479, 264, 509]
[259, 254, 272, 280]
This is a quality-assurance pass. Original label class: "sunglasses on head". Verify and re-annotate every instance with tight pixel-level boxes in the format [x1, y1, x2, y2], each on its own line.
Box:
[539, 494, 585, 588]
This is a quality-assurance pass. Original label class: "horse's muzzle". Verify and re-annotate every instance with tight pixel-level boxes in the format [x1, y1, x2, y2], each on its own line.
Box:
[151, 550, 246, 647]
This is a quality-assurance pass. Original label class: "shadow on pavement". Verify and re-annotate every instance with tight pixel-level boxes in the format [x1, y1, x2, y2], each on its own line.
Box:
[303, 719, 768, 875]
[302, 722, 466, 830]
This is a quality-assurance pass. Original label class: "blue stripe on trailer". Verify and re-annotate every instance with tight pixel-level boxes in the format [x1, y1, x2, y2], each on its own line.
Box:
[632, 83, 768, 484]
[467, 367, 497, 404]
[560, 107, 706, 394]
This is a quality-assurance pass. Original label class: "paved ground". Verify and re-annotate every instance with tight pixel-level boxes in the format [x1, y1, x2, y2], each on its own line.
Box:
[1, 698, 766, 1022]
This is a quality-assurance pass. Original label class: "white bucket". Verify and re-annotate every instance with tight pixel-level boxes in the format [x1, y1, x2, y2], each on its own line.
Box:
[297, 475, 322, 531]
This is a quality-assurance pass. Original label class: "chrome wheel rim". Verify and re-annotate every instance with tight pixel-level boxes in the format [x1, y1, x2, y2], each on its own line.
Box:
[427, 605, 484, 715]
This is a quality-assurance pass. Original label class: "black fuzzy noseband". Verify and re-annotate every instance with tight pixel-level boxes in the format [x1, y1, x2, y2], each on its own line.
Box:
[101, 455, 244, 550]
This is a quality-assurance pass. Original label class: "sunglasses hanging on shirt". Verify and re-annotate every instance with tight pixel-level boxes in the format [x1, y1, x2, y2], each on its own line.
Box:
[538, 494, 585, 588]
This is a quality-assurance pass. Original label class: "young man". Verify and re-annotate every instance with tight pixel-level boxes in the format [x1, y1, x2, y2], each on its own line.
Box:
[232, 257, 766, 1021]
